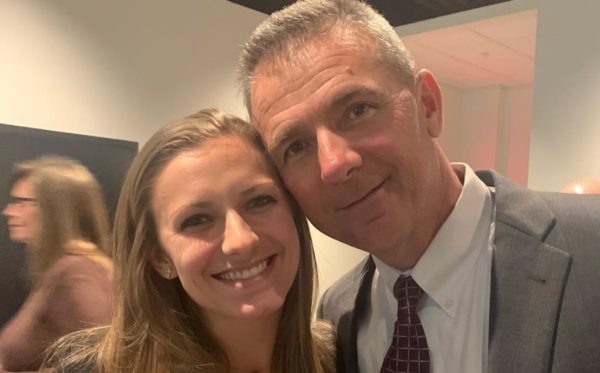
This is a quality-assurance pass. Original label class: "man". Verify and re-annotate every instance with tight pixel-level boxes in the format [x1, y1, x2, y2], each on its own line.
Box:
[238, 0, 600, 372]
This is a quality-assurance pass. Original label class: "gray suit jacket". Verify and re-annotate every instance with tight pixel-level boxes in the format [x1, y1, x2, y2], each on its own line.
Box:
[318, 170, 600, 373]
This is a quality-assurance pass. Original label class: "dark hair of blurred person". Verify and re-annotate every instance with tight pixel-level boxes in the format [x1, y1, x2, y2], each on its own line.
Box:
[0, 156, 113, 371]
[42, 109, 335, 373]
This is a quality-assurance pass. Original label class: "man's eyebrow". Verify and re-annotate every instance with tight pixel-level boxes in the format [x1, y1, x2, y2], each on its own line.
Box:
[327, 85, 386, 109]
[269, 122, 304, 155]
[267, 86, 386, 154]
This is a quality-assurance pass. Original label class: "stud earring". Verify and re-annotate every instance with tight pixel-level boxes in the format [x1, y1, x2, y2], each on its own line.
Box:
[162, 264, 177, 280]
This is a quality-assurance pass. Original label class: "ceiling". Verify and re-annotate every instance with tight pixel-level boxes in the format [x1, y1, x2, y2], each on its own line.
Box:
[227, 0, 537, 88]
[402, 9, 537, 88]
[227, 0, 510, 27]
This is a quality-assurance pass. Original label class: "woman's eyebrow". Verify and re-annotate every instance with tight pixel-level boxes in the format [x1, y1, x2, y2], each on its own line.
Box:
[240, 181, 278, 197]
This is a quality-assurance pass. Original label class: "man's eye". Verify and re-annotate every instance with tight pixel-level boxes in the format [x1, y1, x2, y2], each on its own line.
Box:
[180, 214, 211, 231]
[348, 103, 374, 121]
[283, 140, 312, 161]
[247, 195, 276, 210]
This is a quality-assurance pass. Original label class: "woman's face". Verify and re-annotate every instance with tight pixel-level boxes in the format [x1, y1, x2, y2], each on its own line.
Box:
[152, 135, 300, 320]
[2, 177, 39, 245]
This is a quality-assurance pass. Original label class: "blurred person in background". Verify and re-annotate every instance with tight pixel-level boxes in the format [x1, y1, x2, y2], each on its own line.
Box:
[0, 156, 113, 372]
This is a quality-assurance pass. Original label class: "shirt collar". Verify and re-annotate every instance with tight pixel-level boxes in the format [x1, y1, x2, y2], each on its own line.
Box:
[373, 163, 492, 318]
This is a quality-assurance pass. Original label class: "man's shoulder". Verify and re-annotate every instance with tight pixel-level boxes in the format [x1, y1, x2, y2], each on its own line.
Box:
[477, 166, 600, 257]
[476, 169, 600, 226]
[538, 190, 600, 215]
[318, 256, 373, 324]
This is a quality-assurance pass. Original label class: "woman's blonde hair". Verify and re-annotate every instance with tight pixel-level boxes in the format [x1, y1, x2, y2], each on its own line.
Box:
[10, 156, 112, 287]
[45, 108, 334, 372]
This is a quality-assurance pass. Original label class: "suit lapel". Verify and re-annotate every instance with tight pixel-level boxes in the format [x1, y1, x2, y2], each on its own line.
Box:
[478, 171, 572, 373]
[340, 256, 375, 373]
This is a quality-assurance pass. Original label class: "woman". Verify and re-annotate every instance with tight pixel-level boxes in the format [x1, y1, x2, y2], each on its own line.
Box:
[44, 109, 335, 372]
[0, 156, 113, 371]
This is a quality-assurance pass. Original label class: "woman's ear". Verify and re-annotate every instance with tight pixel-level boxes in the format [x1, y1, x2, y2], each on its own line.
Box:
[151, 250, 178, 280]
[415, 69, 443, 138]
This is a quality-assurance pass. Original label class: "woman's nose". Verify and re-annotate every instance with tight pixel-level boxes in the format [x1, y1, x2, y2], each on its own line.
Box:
[221, 210, 259, 256]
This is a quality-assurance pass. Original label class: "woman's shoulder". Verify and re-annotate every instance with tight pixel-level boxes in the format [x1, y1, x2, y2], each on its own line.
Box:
[31, 255, 100, 305]
[37, 254, 112, 327]
[46, 254, 95, 274]
[45, 254, 110, 284]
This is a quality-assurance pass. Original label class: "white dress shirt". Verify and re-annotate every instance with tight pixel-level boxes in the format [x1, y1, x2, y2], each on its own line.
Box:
[358, 164, 495, 373]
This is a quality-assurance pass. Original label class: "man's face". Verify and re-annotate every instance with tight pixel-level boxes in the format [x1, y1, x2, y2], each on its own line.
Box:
[251, 33, 446, 267]
[3, 178, 39, 244]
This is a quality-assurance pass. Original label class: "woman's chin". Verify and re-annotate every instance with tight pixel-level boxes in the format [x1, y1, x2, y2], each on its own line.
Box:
[238, 297, 285, 318]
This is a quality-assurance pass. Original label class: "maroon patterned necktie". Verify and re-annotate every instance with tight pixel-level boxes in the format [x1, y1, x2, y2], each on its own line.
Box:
[380, 275, 430, 373]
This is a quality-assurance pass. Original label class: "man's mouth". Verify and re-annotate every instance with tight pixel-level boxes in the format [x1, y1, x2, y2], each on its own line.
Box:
[337, 177, 389, 211]
[213, 255, 275, 281]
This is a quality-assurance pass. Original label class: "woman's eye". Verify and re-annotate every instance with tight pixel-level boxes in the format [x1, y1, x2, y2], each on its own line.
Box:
[348, 103, 374, 121]
[247, 195, 276, 210]
[180, 214, 211, 231]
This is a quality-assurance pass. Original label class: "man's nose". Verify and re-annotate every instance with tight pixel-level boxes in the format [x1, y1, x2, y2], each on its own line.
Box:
[316, 128, 362, 184]
[221, 210, 259, 256]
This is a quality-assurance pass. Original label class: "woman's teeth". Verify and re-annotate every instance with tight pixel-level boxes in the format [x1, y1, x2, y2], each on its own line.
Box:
[218, 259, 268, 281]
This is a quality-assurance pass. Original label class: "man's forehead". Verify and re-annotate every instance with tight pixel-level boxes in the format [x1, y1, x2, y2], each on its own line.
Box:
[249, 54, 316, 136]
[250, 38, 379, 115]
[250, 62, 333, 147]
[253, 28, 372, 81]
[252, 43, 321, 88]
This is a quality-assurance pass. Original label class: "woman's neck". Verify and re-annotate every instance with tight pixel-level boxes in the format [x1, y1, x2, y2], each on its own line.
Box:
[206, 310, 281, 373]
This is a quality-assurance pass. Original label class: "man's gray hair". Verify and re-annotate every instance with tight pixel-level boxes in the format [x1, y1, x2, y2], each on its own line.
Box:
[238, 0, 417, 116]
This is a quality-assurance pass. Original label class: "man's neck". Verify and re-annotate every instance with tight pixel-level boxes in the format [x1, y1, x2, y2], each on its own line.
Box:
[383, 152, 463, 270]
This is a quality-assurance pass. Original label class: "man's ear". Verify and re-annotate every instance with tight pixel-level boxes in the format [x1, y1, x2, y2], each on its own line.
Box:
[151, 249, 178, 280]
[416, 69, 443, 138]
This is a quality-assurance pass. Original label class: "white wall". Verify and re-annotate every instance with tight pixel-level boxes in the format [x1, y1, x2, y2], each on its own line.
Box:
[438, 83, 533, 186]
[498, 85, 533, 185]
[529, 0, 600, 191]
[394, 0, 537, 186]
[0, 0, 266, 145]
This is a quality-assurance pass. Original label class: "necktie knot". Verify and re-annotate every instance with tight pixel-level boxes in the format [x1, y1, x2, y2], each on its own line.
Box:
[393, 276, 424, 306]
